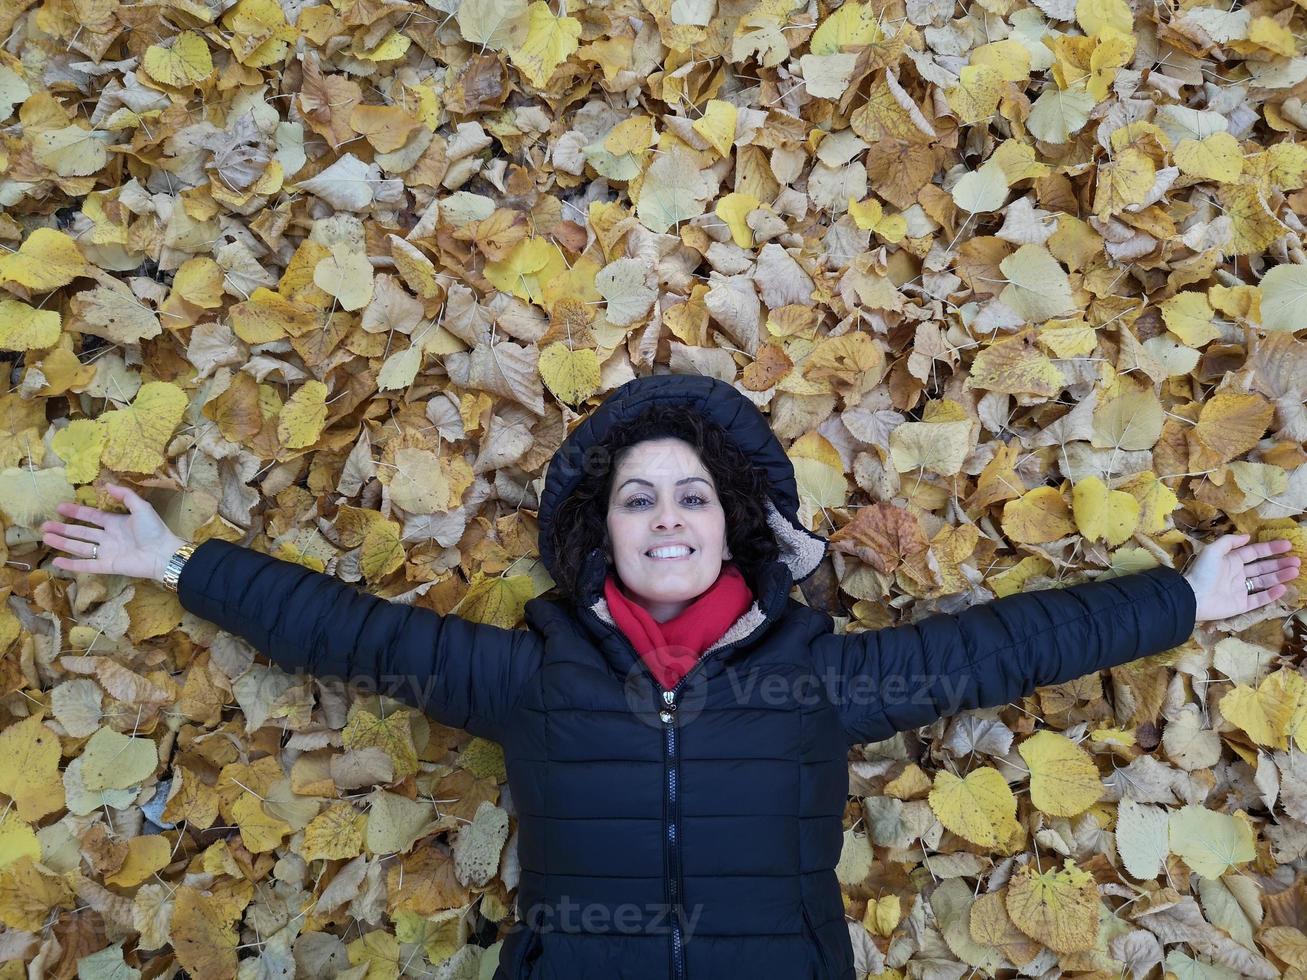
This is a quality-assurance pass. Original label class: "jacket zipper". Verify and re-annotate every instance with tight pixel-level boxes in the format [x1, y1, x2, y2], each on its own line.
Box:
[656, 650, 716, 980]
[583, 606, 756, 980]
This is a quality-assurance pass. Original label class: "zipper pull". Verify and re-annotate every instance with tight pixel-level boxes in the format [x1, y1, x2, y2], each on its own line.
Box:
[660, 689, 677, 723]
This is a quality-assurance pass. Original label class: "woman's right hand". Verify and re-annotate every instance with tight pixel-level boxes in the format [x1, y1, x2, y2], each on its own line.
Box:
[40, 484, 187, 583]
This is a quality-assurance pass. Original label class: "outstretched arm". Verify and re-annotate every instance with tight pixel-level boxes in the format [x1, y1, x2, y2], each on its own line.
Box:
[812, 534, 1297, 746]
[41, 485, 542, 742]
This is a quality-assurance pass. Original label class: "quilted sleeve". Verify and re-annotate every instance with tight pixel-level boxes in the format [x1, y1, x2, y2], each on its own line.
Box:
[809, 565, 1197, 746]
[176, 538, 543, 741]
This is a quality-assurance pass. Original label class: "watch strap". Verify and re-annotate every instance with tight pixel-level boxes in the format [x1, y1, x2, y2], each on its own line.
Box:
[162, 543, 197, 593]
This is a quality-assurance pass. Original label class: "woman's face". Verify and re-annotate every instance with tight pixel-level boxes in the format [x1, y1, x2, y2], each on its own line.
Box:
[605, 437, 731, 622]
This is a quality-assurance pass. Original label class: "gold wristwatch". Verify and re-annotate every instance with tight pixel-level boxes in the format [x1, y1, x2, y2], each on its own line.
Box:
[162, 543, 197, 593]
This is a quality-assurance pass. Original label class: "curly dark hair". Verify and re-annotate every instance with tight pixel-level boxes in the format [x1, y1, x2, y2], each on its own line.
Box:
[544, 403, 781, 602]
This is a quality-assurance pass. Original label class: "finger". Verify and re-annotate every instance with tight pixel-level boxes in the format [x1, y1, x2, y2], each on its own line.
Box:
[1230, 537, 1293, 563]
[107, 483, 147, 515]
[51, 556, 98, 573]
[40, 521, 104, 543]
[1243, 554, 1301, 578]
[54, 502, 115, 526]
[42, 532, 99, 558]
[1251, 583, 1288, 607]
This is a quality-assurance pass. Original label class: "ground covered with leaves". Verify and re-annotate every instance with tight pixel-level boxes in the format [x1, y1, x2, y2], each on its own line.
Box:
[0, 0, 1306, 976]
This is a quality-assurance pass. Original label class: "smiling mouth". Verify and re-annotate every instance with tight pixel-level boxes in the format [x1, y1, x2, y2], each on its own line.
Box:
[645, 548, 695, 560]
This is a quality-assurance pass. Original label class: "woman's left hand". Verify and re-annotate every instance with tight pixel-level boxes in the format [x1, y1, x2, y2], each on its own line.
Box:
[1184, 533, 1300, 623]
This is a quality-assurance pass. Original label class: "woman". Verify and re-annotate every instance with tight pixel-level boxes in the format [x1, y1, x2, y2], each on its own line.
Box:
[41, 373, 1298, 980]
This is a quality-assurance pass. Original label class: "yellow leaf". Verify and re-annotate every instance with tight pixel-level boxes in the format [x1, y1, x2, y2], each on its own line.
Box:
[1116, 471, 1180, 535]
[98, 381, 188, 474]
[1005, 860, 1098, 953]
[1218, 668, 1307, 750]
[347, 929, 400, 979]
[716, 192, 761, 248]
[692, 99, 737, 157]
[125, 585, 184, 643]
[1002, 486, 1076, 545]
[966, 330, 1065, 396]
[80, 727, 159, 792]
[0, 467, 76, 527]
[142, 32, 214, 87]
[1160, 291, 1218, 347]
[229, 288, 318, 344]
[360, 516, 405, 583]
[0, 810, 40, 870]
[0, 715, 65, 821]
[276, 379, 329, 449]
[343, 707, 419, 780]
[0, 299, 60, 351]
[33, 124, 108, 177]
[453, 572, 536, 628]
[1076, 0, 1132, 37]
[1222, 183, 1283, 256]
[1018, 730, 1102, 817]
[104, 835, 172, 887]
[789, 431, 848, 520]
[1246, 14, 1296, 56]
[483, 236, 567, 304]
[505, 1, 581, 88]
[866, 895, 901, 937]
[1092, 147, 1155, 217]
[34, 347, 94, 397]
[170, 256, 225, 308]
[889, 420, 973, 477]
[810, 2, 883, 55]
[539, 342, 601, 405]
[945, 65, 1004, 126]
[602, 115, 655, 156]
[1168, 804, 1256, 879]
[354, 30, 410, 63]
[170, 885, 239, 980]
[50, 418, 105, 484]
[387, 235, 444, 300]
[1193, 392, 1275, 465]
[0, 227, 86, 291]
[300, 802, 365, 862]
[0, 855, 76, 932]
[951, 158, 1010, 214]
[1072, 475, 1140, 547]
[1258, 264, 1307, 332]
[1174, 131, 1243, 183]
[231, 794, 292, 857]
[313, 242, 373, 312]
[971, 39, 1032, 82]
[928, 767, 1021, 849]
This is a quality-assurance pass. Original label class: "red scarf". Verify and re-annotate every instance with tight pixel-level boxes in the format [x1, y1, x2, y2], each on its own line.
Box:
[603, 562, 754, 690]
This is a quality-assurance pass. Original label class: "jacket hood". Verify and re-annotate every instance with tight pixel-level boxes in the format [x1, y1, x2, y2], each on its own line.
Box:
[534, 374, 827, 600]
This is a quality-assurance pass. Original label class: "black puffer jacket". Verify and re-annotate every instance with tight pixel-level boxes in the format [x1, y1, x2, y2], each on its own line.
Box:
[177, 373, 1197, 980]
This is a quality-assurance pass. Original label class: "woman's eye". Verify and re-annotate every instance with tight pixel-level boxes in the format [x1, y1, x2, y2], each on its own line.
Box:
[625, 495, 708, 508]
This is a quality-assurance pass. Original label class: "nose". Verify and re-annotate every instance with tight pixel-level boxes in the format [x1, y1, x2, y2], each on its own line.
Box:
[651, 501, 684, 530]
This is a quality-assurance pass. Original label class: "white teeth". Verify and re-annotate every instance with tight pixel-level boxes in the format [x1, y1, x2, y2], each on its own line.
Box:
[647, 546, 693, 559]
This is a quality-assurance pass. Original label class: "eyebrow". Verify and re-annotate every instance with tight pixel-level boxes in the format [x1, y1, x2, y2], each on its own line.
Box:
[616, 477, 712, 492]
